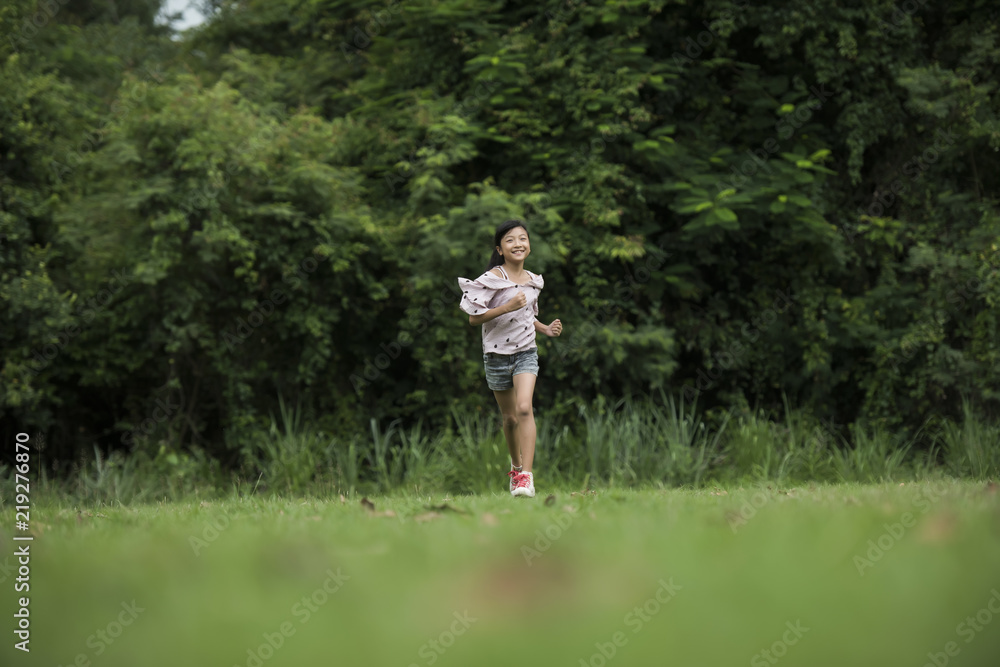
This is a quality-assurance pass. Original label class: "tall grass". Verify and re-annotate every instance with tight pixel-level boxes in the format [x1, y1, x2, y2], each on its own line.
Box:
[4, 395, 998, 504]
[718, 401, 839, 483]
[939, 399, 1000, 478]
[574, 394, 726, 487]
[246, 396, 326, 495]
[203, 393, 999, 494]
[830, 424, 914, 483]
[3, 443, 224, 506]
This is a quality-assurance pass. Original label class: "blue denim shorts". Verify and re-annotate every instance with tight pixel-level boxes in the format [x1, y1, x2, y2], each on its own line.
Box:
[483, 348, 539, 391]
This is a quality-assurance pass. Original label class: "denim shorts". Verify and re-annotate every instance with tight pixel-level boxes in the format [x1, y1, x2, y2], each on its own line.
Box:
[483, 348, 539, 391]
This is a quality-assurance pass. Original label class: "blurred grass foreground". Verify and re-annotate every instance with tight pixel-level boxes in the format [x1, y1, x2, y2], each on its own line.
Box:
[2, 481, 999, 667]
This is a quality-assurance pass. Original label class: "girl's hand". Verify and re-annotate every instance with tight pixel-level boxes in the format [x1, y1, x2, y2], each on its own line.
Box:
[505, 291, 527, 313]
[547, 319, 562, 337]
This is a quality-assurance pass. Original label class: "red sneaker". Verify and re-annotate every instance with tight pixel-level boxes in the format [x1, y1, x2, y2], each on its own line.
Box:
[508, 469, 521, 495]
[512, 471, 535, 498]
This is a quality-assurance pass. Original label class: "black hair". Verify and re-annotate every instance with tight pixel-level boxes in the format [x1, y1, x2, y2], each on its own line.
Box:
[486, 219, 529, 271]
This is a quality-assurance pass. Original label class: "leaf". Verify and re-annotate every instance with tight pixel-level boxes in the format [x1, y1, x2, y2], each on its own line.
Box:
[675, 200, 714, 214]
[711, 207, 738, 223]
[359, 497, 397, 518]
[424, 503, 468, 514]
[681, 210, 712, 232]
[663, 182, 693, 191]
[633, 140, 662, 151]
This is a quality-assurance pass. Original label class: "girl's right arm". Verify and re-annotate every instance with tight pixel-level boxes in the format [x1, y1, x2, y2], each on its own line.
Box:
[469, 292, 527, 325]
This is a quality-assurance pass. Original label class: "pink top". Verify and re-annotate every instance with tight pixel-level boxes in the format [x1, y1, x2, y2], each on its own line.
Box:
[458, 267, 544, 354]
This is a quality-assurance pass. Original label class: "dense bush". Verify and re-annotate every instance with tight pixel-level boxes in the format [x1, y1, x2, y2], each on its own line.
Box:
[2, 0, 999, 479]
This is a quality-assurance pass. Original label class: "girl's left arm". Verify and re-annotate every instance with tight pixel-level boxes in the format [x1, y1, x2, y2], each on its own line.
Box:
[534, 319, 562, 337]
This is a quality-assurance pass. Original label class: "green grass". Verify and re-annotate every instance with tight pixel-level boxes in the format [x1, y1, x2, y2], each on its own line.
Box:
[2, 481, 999, 667]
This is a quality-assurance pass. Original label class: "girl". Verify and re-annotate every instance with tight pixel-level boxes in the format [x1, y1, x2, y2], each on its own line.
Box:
[457, 219, 563, 498]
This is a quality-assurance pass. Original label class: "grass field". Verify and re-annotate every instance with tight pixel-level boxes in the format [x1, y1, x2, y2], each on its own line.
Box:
[2, 480, 1000, 667]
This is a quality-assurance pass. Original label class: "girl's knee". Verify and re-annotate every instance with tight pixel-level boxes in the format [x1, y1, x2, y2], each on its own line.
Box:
[515, 404, 533, 419]
[503, 413, 519, 429]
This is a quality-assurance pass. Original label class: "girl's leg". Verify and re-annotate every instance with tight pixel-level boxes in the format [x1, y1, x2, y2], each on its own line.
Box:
[492, 388, 521, 467]
[512, 373, 537, 472]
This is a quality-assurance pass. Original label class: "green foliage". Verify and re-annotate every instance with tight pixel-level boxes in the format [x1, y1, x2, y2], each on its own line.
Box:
[3, 0, 1000, 483]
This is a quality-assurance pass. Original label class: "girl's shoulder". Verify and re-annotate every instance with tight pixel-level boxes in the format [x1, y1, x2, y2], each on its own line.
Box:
[474, 267, 542, 287]
[465, 270, 509, 288]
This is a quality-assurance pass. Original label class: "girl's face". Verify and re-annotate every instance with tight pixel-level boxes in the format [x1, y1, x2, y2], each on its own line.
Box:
[498, 226, 530, 264]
